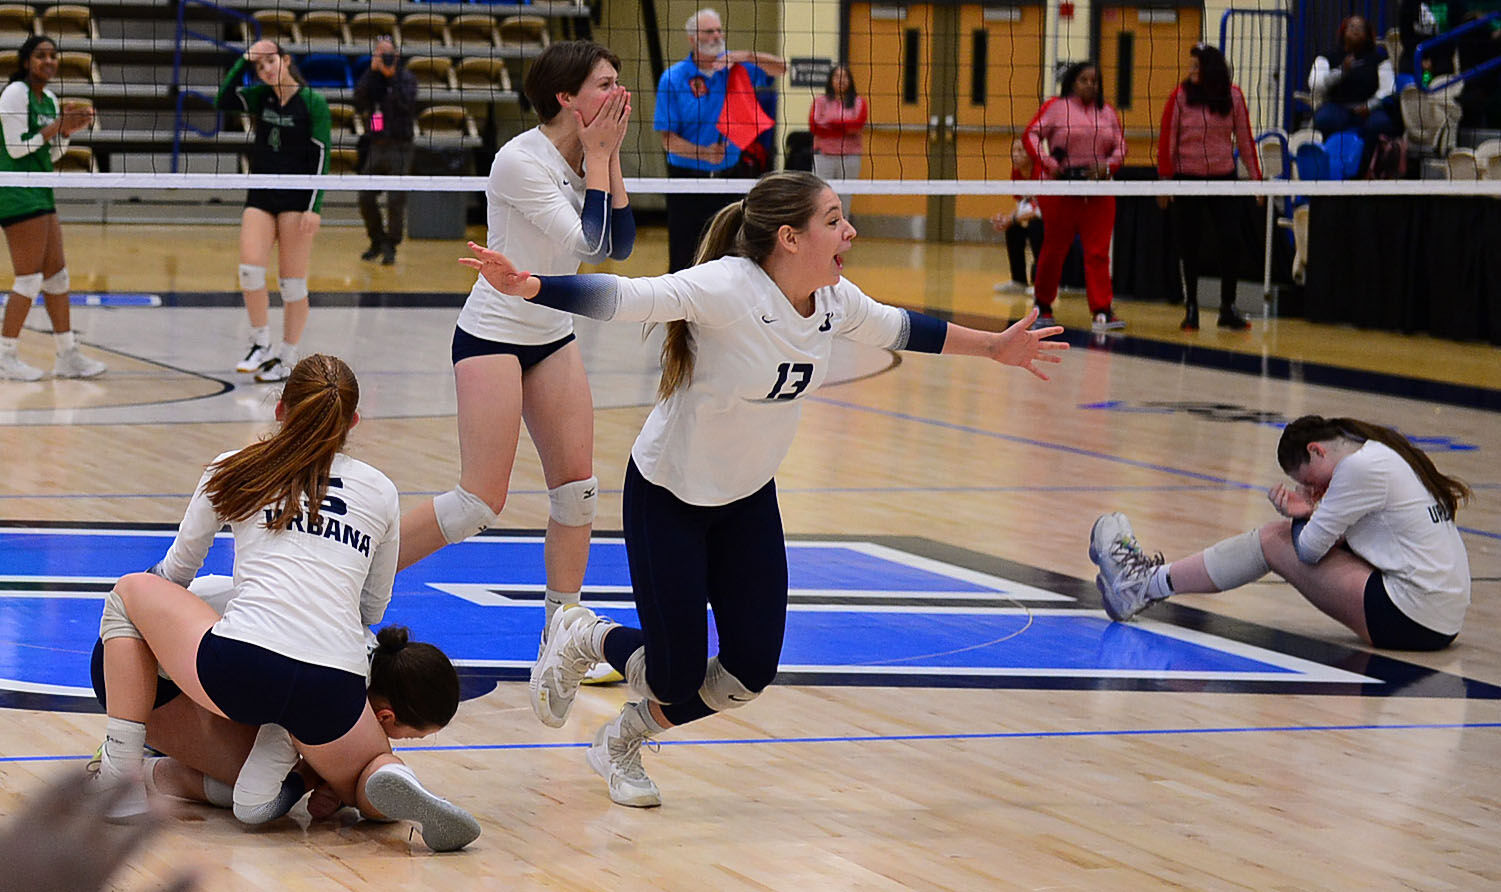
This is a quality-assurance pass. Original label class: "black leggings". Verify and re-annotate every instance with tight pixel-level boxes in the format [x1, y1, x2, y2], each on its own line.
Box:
[1004, 219, 1043, 285]
[604, 459, 789, 727]
[1171, 174, 1250, 313]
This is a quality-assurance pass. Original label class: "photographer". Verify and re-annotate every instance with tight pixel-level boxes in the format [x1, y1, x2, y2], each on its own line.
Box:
[352, 37, 417, 265]
[1022, 61, 1126, 333]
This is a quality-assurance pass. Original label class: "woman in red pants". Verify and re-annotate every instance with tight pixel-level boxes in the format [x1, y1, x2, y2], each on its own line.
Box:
[1023, 61, 1126, 332]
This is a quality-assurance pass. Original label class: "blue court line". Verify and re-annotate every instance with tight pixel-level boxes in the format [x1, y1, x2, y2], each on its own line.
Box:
[11, 721, 1497, 764]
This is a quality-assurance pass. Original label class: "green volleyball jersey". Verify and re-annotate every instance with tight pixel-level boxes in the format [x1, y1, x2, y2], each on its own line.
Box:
[0, 80, 61, 220]
[216, 58, 331, 212]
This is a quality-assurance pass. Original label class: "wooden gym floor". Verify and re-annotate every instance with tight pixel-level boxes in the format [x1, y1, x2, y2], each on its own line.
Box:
[0, 221, 1497, 890]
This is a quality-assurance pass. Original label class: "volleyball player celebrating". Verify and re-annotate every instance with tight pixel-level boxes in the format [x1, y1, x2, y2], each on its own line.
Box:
[461, 171, 1068, 807]
[0, 35, 104, 381]
[1090, 415, 1472, 650]
[396, 42, 634, 658]
[216, 39, 330, 383]
[93, 354, 479, 852]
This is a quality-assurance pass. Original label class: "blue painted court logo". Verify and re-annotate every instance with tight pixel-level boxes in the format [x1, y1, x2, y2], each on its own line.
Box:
[0, 524, 1491, 712]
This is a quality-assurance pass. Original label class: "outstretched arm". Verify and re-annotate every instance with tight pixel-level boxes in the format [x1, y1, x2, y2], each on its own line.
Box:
[938, 307, 1069, 380]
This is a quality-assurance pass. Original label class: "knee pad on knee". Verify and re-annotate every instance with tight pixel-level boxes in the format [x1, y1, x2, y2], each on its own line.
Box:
[433, 485, 500, 545]
[623, 647, 664, 703]
[548, 476, 598, 527]
[238, 263, 267, 291]
[11, 272, 42, 299]
[698, 656, 760, 712]
[279, 277, 308, 303]
[40, 267, 68, 294]
[99, 587, 142, 641]
[1202, 529, 1271, 591]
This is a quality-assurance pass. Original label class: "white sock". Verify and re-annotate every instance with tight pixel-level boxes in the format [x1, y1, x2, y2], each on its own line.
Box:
[275, 341, 298, 362]
[203, 774, 234, 808]
[1146, 565, 1174, 602]
[141, 756, 165, 795]
[250, 325, 270, 348]
[100, 717, 147, 779]
[623, 700, 667, 738]
[543, 588, 580, 638]
[53, 330, 75, 353]
[1, 335, 18, 354]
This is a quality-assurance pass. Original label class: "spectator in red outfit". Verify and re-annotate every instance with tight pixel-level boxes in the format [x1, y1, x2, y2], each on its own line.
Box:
[809, 65, 867, 217]
[1157, 44, 1262, 332]
[1023, 61, 1126, 333]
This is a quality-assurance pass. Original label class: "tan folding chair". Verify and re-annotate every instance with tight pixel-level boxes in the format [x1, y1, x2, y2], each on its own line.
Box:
[417, 105, 477, 138]
[328, 147, 360, 175]
[298, 11, 348, 44]
[456, 57, 510, 90]
[406, 56, 456, 90]
[450, 14, 499, 50]
[400, 12, 451, 50]
[498, 15, 548, 50]
[348, 12, 397, 46]
[53, 50, 96, 85]
[325, 102, 363, 136]
[0, 5, 34, 42]
[250, 9, 299, 43]
[55, 144, 93, 172]
[1446, 147, 1479, 180]
[40, 4, 94, 39]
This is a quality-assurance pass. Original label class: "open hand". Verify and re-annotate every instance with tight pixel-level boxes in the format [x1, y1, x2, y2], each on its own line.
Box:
[984, 307, 1068, 380]
[458, 241, 536, 297]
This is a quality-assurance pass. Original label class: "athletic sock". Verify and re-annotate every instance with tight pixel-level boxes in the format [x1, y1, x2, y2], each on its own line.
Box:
[543, 588, 580, 638]
[1, 335, 18, 354]
[1146, 565, 1174, 602]
[250, 325, 270, 348]
[100, 717, 147, 779]
[53, 330, 75, 353]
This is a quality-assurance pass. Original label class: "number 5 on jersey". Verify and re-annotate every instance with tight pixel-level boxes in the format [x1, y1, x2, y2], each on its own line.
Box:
[766, 362, 813, 400]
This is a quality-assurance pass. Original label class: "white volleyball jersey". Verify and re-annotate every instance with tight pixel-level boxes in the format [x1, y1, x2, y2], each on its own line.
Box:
[597, 255, 911, 505]
[456, 126, 608, 345]
[1298, 440, 1470, 634]
[158, 451, 401, 676]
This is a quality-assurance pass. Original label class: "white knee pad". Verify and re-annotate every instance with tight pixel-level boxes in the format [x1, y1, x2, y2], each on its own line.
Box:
[279, 277, 308, 303]
[433, 485, 500, 545]
[40, 267, 68, 294]
[99, 587, 142, 641]
[623, 646, 663, 703]
[548, 476, 598, 527]
[1202, 529, 1272, 591]
[238, 263, 267, 291]
[699, 656, 759, 712]
[11, 272, 42, 299]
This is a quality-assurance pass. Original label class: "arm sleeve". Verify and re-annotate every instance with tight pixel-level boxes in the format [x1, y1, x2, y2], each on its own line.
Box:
[1293, 453, 1389, 564]
[215, 58, 261, 113]
[493, 150, 612, 262]
[1231, 88, 1262, 179]
[1157, 88, 1179, 178]
[0, 83, 44, 159]
[1309, 56, 1334, 96]
[531, 265, 729, 325]
[1373, 58, 1395, 103]
[307, 92, 330, 213]
[157, 467, 225, 586]
[1023, 99, 1057, 176]
[358, 486, 400, 626]
[608, 205, 636, 260]
[1105, 106, 1127, 172]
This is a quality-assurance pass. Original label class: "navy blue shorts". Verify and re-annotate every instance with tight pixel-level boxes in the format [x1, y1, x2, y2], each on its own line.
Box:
[196, 629, 367, 745]
[451, 325, 575, 371]
[90, 638, 183, 711]
[1363, 571, 1457, 651]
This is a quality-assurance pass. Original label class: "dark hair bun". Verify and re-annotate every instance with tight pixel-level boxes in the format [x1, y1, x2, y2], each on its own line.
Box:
[375, 625, 410, 653]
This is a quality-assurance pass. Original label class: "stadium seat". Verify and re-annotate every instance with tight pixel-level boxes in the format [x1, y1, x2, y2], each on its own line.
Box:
[450, 14, 499, 49]
[326, 102, 363, 136]
[1399, 83, 1462, 157]
[1323, 130, 1364, 180]
[298, 53, 352, 89]
[40, 4, 94, 40]
[1294, 142, 1330, 182]
[55, 144, 93, 171]
[0, 5, 34, 42]
[53, 51, 96, 85]
[348, 12, 397, 46]
[401, 12, 451, 50]
[249, 9, 298, 43]
[328, 146, 360, 174]
[455, 56, 509, 90]
[417, 104, 477, 138]
[1446, 147, 1478, 180]
[407, 56, 455, 90]
[299, 11, 349, 44]
[498, 15, 548, 50]
[1472, 139, 1501, 178]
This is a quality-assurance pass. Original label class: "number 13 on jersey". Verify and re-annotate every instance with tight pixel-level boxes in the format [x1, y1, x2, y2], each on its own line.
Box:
[766, 362, 814, 400]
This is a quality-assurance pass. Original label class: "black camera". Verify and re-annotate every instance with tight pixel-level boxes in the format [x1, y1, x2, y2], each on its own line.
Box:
[379, 52, 397, 67]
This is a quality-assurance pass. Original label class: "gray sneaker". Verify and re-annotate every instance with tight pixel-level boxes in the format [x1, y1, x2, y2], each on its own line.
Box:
[0, 350, 43, 381]
[1088, 512, 1164, 622]
[363, 764, 480, 852]
[529, 605, 605, 728]
[52, 347, 106, 379]
[586, 704, 661, 808]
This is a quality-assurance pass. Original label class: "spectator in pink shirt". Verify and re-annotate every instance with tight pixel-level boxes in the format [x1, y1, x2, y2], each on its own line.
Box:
[1023, 61, 1126, 333]
[1157, 44, 1262, 332]
[809, 65, 867, 217]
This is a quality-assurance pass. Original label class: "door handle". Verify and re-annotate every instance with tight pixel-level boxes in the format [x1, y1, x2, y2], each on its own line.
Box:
[944, 114, 956, 144]
[929, 115, 940, 144]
